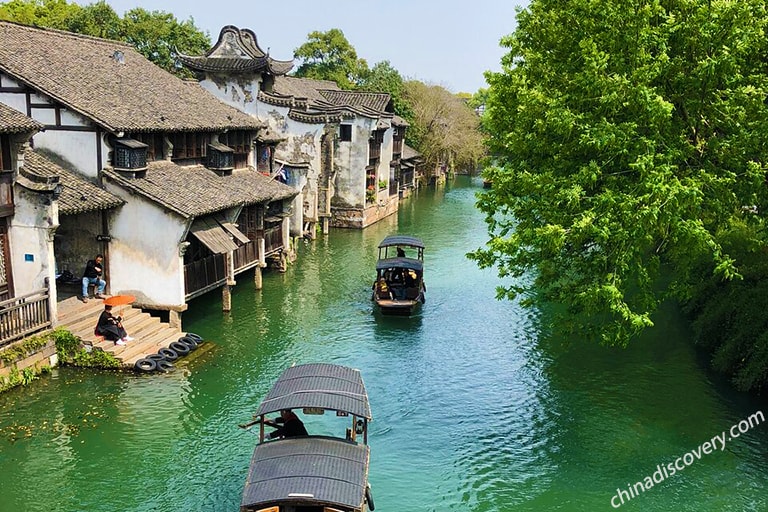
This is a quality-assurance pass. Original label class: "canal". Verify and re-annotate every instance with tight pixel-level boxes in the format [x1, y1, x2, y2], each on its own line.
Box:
[0, 176, 766, 511]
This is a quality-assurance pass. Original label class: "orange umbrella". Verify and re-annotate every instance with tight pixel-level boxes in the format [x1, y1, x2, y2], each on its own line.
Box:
[103, 295, 136, 306]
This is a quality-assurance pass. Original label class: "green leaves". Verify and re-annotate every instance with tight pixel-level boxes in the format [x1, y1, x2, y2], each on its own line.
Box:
[474, 0, 768, 345]
[293, 28, 368, 90]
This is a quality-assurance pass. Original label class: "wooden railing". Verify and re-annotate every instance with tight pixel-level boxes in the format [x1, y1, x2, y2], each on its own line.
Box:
[184, 253, 226, 299]
[0, 286, 52, 348]
[264, 226, 283, 256]
[234, 240, 259, 273]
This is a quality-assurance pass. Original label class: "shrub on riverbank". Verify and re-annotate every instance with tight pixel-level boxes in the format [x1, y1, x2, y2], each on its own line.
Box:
[682, 224, 768, 394]
[54, 329, 120, 369]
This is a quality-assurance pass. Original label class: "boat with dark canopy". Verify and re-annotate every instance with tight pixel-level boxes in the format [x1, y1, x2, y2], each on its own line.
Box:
[371, 235, 426, 315]
[240, 363, 375, 512]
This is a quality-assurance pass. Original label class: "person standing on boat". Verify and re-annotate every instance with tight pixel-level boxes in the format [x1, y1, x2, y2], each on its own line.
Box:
[265, 409, 308, 439]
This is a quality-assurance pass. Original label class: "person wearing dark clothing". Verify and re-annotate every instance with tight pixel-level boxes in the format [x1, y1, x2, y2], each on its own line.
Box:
[396, 247, 406, 258]
[81, 254, 106, 302]
[265, 409, 308, 439]
[95, 305, 132, 345]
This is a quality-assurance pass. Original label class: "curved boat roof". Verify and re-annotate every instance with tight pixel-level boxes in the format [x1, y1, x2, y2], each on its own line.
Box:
[241, 436, 369, 511]
[378, 235, 424, 249]
[255, 363, 371, 420]
[376, 258, 423, 272]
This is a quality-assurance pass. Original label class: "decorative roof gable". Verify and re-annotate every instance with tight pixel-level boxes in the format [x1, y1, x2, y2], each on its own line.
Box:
[0, 21, 264, 133]
[177, 25, 293, 76]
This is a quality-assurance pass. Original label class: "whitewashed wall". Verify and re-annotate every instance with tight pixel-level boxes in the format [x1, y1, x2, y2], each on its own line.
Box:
[103, 184, 187, 307]
[9, 186, 57, 295]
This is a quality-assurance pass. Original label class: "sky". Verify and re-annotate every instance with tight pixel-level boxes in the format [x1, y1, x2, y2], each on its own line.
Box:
[79, 0, 529, 94]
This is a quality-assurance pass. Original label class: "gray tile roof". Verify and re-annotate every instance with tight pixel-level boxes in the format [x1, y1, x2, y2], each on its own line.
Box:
[22, 149, 124, 215]
[273, 75, 340, 102]
[102, 160, 296, 219]
[402, 143, 421, 161]
[0, 21, 264, 133]
[319, 90, 391, 113]
[0, 103, 42, 133]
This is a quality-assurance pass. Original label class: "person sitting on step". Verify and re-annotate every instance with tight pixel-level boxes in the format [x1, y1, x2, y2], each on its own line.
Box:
[95, 304, 133, 346]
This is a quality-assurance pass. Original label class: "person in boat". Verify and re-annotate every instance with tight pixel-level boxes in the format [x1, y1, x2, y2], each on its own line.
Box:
[95, 304, 133, 346]
[374, 277, 393, 300]
[397, 247, 406, 258]
[265, 409, 308, 439]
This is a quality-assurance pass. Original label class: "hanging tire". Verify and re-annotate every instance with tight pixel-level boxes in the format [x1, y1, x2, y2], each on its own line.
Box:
[177, 336, 198, 350]
[146, 353, 166, 362]
[158, 347, 179, 361]
[156, 360, 175, 372]
[365, 484, 375, 511]
[169, 341, 190, 355]
[134, 358, 157, 372]
[184, 332, 203, 343]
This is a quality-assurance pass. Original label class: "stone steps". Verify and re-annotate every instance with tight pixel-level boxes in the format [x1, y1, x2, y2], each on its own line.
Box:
[56, 296, 189, 370]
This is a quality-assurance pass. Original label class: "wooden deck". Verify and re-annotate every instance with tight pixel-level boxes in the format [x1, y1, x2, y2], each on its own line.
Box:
[56, 296, 187, 369]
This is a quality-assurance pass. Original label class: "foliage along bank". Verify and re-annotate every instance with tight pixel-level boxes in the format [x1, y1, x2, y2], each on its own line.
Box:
[0, 329, 119, 394]
[472, 0, 768, 393]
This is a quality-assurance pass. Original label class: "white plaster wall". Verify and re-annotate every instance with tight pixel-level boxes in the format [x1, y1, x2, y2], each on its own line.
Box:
[198, 77, 261, 116]
[103, 185, 187, 307]
[335, 117, 375, 207]
[9, 187, 57, 295]
[0, 93, 27, 115]
[34, 130, 101, 179]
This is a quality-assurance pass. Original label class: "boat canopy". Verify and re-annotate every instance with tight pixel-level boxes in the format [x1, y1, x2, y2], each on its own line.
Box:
[241, 436, 370, 511]
[378, 235, 425, 249]
[254, 363, 372, 420]
[376, 258, 423, 272]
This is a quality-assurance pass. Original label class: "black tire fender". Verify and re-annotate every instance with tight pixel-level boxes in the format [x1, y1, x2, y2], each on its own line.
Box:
[146, 353, 166, 362]
[184, 332, 203, 343]
[134, 358, 157, 372]
[169, 341, 190, 355]
[155, 360, 175, 372]
[158, 347, 179, 361]
[365, 484, 375, 511]
[177, 336, 198, 350]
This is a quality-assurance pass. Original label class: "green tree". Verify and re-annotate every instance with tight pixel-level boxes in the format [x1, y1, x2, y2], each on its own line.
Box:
[0, 0, 79, 28]
[0, 0, 210, 76]
[471, 0, 768, 345]
[404, 80, 485, 174]
[293, 28, 368, 89]
[120, 8, 210, 76]
[358, 60, 414, 123]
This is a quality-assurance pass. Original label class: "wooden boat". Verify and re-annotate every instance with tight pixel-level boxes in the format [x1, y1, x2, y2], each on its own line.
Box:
[240, 363, 375, 512]
[372, 235, 426, 316]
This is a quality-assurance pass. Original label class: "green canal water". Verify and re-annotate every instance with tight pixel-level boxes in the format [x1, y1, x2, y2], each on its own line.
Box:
[1, 176, 766, 512]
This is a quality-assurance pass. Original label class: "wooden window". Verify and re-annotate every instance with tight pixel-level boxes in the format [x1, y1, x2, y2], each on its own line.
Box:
[340, 124, 352, 142]
[0, 135, 10, 172]
[132, 133, 164, 161]
[220, 131, 251, 169]
[171, 132, 209, 161]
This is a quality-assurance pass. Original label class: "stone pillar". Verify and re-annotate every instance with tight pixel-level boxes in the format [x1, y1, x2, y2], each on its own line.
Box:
[169, 310, 182, 330]
[254, 265, 263, 290]
[222, 284, 231, 311]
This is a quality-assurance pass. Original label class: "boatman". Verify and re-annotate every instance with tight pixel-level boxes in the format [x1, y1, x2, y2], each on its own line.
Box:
[265, 409, 308, 439]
